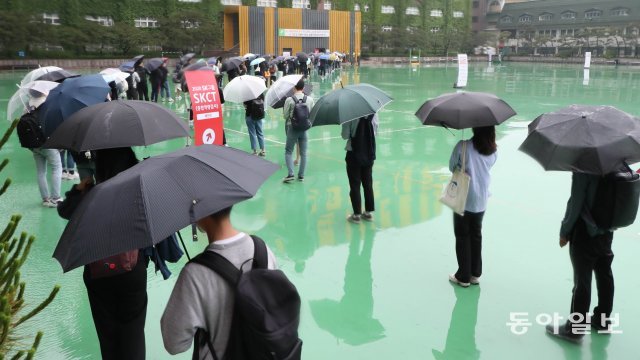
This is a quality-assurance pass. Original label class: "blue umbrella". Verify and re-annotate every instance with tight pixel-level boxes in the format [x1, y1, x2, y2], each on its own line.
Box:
[207, 57, 218, 66]
[250, 57, 266, 67]
[39, 74, 111, 137]
[319, 54, 330, 60]
[145, 57, 164, 72]
[120, 60, 136, 72]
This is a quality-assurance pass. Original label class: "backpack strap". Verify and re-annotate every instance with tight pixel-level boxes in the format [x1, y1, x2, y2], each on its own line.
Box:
[191, 250, 241, 285]
[250, 235, 268, 270]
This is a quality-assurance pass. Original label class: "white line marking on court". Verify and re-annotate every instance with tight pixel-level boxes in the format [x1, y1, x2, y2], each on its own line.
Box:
[224, 128, 285, 145]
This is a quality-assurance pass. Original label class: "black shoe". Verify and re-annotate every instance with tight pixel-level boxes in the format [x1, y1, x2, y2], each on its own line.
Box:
[297, 176, 304, 182]
[283, 175, 295, 183]
[546, 324, 583, 343]
[590, 314, 612, 332]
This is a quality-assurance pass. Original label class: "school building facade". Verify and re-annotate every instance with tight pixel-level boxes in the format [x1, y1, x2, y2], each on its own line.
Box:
[223, 6, 361, 57]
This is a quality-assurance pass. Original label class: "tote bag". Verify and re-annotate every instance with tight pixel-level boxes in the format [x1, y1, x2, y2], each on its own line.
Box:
[440, 141, 470, 216]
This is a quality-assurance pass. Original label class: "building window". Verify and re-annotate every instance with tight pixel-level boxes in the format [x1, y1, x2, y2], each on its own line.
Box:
[584, 10, 602, 19]
[406, 7, 419, 16]
[430, 26, 440, 33]
[560, 29, 575, 37]
[354, 3, 360, 11]
[539, 13, 552, 21]
[323, 0, 331, 10]
[85, 16, 114, 26]
[292, 0, 311, 8]
[453, 11, 464, 18]
[518, 15, 532, 23]
[561, 11, 576, 19]
[612, 8, 629, 17]
[42, 13, 60, 25]
[364, 4, 369, 12]
[221, 0, 242, 4]
[181, 20, 200, 28]
[257, 0, 277, 7]
[381, 6, 395, 14]
[134, 17, 158, 28]
[430, 9, 443, 17]
[473, 1, 479, 9]
[538, 29, 554, 36]
[500, 16, 512, 23]
[381, 25, 393, 32]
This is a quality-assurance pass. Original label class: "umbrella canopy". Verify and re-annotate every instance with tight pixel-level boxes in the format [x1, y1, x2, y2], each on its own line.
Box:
[223, 75, 267, 103]
[119, 60, 137, 72]
[43, 100, 189, 151]
[416, 91, 516, 130]
[183, 62, 210, 72]
[221, 57, 244, 72]
[250, 57, 266, 67]
[243, 53, 257, 60]
[145, 58, 164, 72]
[53, 145, 279, 272]
[296, 52, 308, 62]
[100, 68, 130, 84]
[310, 84, 393, 127]
[207, 57, 219, 66]
[519, 105, 640, 175]
[180, 53, 196, 64]
[319, 54, 330, 60]
[39, 74, 111, 137]
[264, 75, 314, 109]
[7, 81, 60, 121]
[20, 66, 64, 86]
[274, 56, 286, 63]
[132, 55, 145, 67]
[271, 83, 312, 109]
[35, 69, 80, 83]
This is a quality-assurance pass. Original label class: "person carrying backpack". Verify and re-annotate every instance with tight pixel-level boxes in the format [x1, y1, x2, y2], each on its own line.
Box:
[17, 98, 63, 207]
[243, 94, 266, 157]
[282, 79, 314, 183]
[546, 166, 639, 343]
[342, 114, 377, 224]
[161, 206, 302, 360]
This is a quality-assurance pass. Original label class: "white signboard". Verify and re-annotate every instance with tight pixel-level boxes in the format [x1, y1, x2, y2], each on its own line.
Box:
[583, 69, 590, 86]
[278, 29, 330, 38]
[584, 52, 592, 69]
[456, 54, 468, 88]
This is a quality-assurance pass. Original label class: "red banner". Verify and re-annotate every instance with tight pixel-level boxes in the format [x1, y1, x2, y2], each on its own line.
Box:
[184, 71, 224, 146]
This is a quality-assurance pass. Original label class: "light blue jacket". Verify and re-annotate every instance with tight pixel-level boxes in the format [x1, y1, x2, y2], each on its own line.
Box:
[449, 140, 497, 213]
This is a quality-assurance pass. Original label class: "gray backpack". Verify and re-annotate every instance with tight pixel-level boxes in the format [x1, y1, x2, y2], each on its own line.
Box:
[290, 95, 311, 131]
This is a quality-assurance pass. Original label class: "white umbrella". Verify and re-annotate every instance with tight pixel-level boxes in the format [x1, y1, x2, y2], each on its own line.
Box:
[100, 68, 130, 83]
[243, 53, 257, 60]
[20, 66, 63, 86]
[7, 80, 60, 121]
[264, 75, 303, 108]
[223, 75, 267, 103]
[250, 57, 266, 67]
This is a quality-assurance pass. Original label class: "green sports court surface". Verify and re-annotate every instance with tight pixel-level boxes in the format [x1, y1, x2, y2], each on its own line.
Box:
[1, 62, 640, 359]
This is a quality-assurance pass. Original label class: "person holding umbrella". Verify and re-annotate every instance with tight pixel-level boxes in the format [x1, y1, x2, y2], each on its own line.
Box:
[343, 114, 377, 224]
[135, 60, 150, 101]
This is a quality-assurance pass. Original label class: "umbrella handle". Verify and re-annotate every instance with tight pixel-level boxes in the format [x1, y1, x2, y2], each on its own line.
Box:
[177, 231, 191, 261]
[192, 223, 198, 242]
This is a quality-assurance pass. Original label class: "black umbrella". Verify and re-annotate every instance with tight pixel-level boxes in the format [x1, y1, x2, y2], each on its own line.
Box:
[182, 61, 210, 72]
[520, 105, 640, 175]
[42, 100, 189, 151]
[145, 57, 164, 72]
[53, 145, 279, 272]
[180, 53, 196, 64]
[35, 69, 80, 83]
[221, 57, 244, 72]
[296, 52, 308, 62]
[132, 55, 145, 67]
[416, 92, 516, 130]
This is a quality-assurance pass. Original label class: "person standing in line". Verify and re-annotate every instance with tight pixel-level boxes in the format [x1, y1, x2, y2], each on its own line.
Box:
[244, 94, 266, 157]
[135, 61, 149, 101]
[447, 126, 497, 288]
[150, 65, 163, 103]
[160, 62, 173, 102]
[343, 114, 377, 224]
[546, 171, 617, 343]
[60, 150, 78, 180]
[282, 79, 314, 183]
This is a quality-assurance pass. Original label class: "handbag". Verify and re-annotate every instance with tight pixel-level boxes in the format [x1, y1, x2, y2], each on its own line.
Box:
[440, 141, 471, 216]
[89, 249, 139, 279]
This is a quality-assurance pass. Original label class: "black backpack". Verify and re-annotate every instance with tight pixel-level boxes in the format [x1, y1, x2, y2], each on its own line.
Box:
[290, 95, 311, 131]
[249, 98, 265, 120]
[17, 109, 45, 149]
[350, 115, 376, 167]
[191, 235, 302, 360]
[590, 165, 640, 230]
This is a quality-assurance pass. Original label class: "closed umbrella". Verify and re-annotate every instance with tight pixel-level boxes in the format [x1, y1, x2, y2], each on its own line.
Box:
[416, 91, 516, 129]
[35, 69, 80, 83]
[310, 84, 393, 126]
[43, 100, 189, 151]
[145, 57, 164, 72]
[223, 75, 267, 103]
[53, 145, 279, 272]
[6, 81, 60, 121]
[39, 74, 111, 136]
[20, 66, 63, 86]
[519, 105, 640, 175]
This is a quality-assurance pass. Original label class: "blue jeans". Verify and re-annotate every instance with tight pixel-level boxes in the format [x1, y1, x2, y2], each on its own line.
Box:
[161, 80, 171, 98]
[60, 150, 75, 172]
[245, 117, 265, 151]
[285, 126, 307, 177]
[31, 148, 62, 200]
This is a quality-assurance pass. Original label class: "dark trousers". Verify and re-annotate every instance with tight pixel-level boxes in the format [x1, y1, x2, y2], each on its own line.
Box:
[346, 151, 374, 215]
[453, 211, 485, 283]
[569, 219, 614, 325]
[83, 255, 148, 360]
[137, 84, 149, 101]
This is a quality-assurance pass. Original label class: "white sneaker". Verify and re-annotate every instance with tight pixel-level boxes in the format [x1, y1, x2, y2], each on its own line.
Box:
[470, 276, 480, 285]
[449, 274, 470, 288]
[168, 98, 174, 103]
[68, 172, 79, 180]
[61, 172, 69, 180]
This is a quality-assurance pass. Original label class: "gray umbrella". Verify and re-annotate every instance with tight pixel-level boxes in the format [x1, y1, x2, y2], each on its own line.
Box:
[310, 84, 392, 127]
[42, 100, 189, 151]
[53, 145, 279, 272]
[416, 91, 516, 129]
[519, 105, 640, 175]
